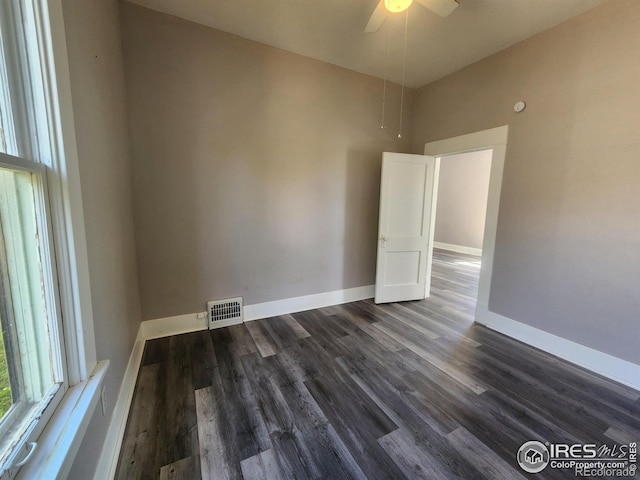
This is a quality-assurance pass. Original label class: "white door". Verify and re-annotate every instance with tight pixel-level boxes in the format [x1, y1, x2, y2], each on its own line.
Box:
[375, 152, 439, 304]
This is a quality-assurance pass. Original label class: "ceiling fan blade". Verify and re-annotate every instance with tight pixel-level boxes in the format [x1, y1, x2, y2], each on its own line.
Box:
[364, 0, 388, 33]
[415, 0, 459, 17]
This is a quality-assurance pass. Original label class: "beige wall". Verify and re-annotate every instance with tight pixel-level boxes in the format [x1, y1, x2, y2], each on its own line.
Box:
[434, 150, 492, 250]
[121, 3, 413, 321]
[61, 0, 141, 478]
[412, 0, 640, 365]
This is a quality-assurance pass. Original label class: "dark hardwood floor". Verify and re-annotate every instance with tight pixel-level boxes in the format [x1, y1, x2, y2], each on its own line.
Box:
[116, 250, 640, 479]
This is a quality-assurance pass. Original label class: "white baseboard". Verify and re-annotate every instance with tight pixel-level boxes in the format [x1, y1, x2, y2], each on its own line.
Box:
[475, 304, 640, 392]
[92, 284, 375, 479]
[434, 242, 482, 256]
[137, 284, 376, 337]
[244, 285, 375, 321]
[93, 339, 145, 480]
[139, 312, 208, 340]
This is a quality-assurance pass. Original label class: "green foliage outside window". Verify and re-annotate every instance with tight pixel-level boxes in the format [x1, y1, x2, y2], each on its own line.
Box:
[0, 333, 11, 418]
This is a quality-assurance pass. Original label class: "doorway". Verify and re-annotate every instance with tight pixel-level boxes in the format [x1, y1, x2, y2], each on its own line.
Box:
[427, 149, 493, 320]
[424, 126, 508, 324]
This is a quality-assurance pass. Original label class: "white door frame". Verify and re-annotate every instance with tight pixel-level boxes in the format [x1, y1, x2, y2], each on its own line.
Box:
[424, 125, 508, 323]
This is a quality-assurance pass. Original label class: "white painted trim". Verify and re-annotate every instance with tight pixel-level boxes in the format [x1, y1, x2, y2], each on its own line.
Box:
[132, 285, 377, 340]
[92, 339, 145, 480]
[16, 361, 109, 480]
[5, 2, 102, 479]
[140, 313, 208, 340]
[424, 157, 440, 299]
[43, 0, 97, 383]
[424, 125, 508, 156]
[434, 242, 482, 257]
[476, 305, 640, 392]
[244, 285, 375, 321]
[424, 126, 508, 319]
[124, 285, 376, 343]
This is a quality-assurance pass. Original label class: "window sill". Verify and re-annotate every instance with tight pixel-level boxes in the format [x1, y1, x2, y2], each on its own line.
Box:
[15, 360, 109, 480]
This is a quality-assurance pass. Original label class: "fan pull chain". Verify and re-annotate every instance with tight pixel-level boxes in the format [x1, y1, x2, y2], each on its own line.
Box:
[381, 24, 389, 129]
[398, 7, 409, 139]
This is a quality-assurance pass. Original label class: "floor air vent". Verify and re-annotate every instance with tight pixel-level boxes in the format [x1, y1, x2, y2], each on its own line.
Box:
[207, 297, 244, 329]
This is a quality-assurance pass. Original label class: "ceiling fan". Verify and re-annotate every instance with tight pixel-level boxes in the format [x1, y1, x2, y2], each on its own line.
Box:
[364, 0, 459, 33]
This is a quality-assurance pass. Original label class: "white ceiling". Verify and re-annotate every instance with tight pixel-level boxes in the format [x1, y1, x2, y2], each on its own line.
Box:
[125, 0, 606, 88]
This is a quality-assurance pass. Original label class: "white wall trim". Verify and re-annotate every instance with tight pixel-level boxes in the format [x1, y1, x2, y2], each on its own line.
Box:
[476, 305, 640, 392]
[92, 284, 375, 479]
[424, 125, 508, 320]
[424, 125, 508, 156]
[132, 284, 376, 341]
[139, 313, 208, 340]
[46, 0, 98, 383]
[92, 340, 144, 480]
[244, 285, 375, 321]
[434, 242, 482, 257]
[17, 361, 109, 480]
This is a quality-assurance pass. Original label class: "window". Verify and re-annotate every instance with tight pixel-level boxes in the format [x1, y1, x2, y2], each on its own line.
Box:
[0, 158, 67, 478]
[0, 1, 85, 478]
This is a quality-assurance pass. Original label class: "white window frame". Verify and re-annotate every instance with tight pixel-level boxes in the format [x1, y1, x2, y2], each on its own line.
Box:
[0, 0, 106, 478]
[0, 152, 68, 478]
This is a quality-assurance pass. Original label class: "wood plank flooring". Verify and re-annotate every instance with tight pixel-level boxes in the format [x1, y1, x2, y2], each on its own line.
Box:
[116, 250, 640, 479]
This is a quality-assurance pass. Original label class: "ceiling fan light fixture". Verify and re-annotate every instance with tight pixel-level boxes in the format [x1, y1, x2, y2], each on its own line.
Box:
[384, 0, 413, 13]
